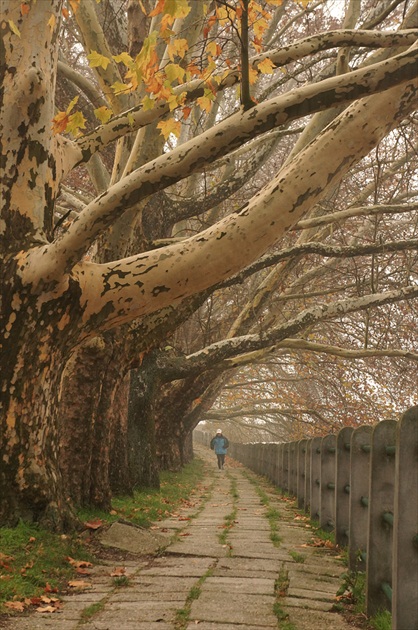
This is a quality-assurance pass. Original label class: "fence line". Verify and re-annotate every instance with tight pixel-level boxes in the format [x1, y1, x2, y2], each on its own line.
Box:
[194, 407, 418, 630]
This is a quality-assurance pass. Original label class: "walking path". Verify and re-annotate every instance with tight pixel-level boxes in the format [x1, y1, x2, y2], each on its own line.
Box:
[5, 447, 353, 630]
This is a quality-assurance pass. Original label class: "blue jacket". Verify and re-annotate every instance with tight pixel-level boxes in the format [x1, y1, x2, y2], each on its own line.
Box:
[210, 435, 229, 455]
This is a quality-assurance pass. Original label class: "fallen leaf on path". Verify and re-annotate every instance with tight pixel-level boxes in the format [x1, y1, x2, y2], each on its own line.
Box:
[36, 605, 60, 613]
[67, 557, 93, 568]
[68, 580, 92, 589]
[5, 601, 26, 612]
[110, 567, 126, 577]
[84, 519, 103, 530]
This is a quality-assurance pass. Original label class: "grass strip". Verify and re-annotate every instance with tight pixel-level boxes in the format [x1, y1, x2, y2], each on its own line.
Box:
[0, 458, 207, 614]
[243, 472, 282, 546]
[174, 566, 214, 629]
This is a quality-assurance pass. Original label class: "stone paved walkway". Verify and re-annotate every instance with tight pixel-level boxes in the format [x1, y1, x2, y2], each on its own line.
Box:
[4, 447, 354, 629]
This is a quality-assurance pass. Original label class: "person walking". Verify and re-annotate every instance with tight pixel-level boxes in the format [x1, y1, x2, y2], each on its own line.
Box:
[210, 428, 229, 470]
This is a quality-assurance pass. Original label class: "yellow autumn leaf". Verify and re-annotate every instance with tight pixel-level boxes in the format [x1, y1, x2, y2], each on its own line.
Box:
[135, 31, 158, 71]
[164, 0, 191, 19]
[167, 91, 186, 111]
[94, 106, 113, 124]
[52, 111, 69, 134]
[197, 95, 213, 113]
[167, 38, 189, 62]
[87, 50, 111, 70]
[249, 67, 258, 85]
[157, 118, 181, 140]
[257, 58, 275, 74]
[206, 41, 221, 58]
[142, 95, 156, 111]
[66, 95, 79, 114]
[111, 81, 131, 95]
[253, 17, 268, 39]
[113, 52, 134, 67]
[8, 20, 21, 37]
[66, 111, 86, 137]
[216, 6, 234, 25]
[165, 63, 185, 84]
[265, 0, 283, 4]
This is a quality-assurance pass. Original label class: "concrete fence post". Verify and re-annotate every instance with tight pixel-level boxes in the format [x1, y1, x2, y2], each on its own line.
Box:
[392, 406, 418, 630]
[335, 426, 354, 548]
[269, 444, 276, 482]
[349, 425, 372, 571]
[277, 443, 284, 489]
[304, 439, 312, 513]
[366, 419, 397, 618]
[310, 436, 322, 522]
[287, 441, 296, 495]
[297, 439, 307, 510]
[320, 434, 336, 532]
[283, 442, 290, 493]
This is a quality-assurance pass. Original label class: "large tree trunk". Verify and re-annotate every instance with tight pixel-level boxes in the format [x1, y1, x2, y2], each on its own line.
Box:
[59, 338, 109, 506]
[109, 375, 131, 495]
[0, 337, 76, 529]
[126, 358, 160, 488]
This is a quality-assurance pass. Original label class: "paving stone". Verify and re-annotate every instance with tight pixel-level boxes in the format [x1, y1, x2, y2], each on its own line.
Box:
[99, 522, 168, 554]
[93, 601, 179, 622]
[288, 587, 337, 601]
[190, 592, 277, 626]
[128, 576, 196, 591]
[284, 607, 354, 629]
[203, 576, 275, 594]
[282, 596, 335, 611]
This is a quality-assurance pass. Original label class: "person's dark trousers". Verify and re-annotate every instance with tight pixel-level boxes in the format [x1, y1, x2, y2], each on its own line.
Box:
[217, 454, 225, 469]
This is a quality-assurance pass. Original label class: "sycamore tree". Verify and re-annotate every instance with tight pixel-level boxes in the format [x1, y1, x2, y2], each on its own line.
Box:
[1, 0, 417, 528]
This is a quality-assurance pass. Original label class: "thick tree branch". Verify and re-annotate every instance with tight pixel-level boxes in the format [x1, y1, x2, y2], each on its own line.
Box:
[292, 202, 418, 230]
[160, 285, 418, 379]
[214, 238, 418, 292]
[274, 339, 418, 361]
[23, 48, 418, 290]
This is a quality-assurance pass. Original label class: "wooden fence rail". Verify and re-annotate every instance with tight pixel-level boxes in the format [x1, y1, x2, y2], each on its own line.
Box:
[194, 406, 418, 630]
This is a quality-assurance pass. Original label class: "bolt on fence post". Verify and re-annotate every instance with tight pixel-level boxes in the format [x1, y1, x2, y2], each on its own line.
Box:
[366, 419, 397, 618]
[320, 434, 336, 532]
[310, 436, 322, 522]
[335, 426, 354, 548]
[392, 406, 418, 630]
[297, 439, 307, 510]
[349, 425, 372, 571]
[304, 439, 312, 513]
